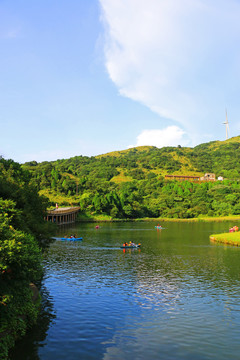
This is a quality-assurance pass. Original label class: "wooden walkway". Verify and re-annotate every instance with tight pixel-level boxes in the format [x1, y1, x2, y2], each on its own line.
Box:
[45, 207, 80, 225]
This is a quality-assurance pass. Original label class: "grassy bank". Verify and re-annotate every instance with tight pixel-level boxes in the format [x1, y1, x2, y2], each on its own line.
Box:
[77, 213, 240, 223]
[210, 232, 240, 246]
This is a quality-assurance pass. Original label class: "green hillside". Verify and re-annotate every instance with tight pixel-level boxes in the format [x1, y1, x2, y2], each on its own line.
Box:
[22, 136, 240, 219]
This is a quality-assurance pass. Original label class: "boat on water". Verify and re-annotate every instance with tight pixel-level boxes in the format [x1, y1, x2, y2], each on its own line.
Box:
[155, 226, 164, 229]
[61, 237, 83, 241]
[120, 244, 141, 249]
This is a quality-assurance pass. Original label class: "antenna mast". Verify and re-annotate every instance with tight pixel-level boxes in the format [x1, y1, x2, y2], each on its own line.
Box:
[223, 109, 229, 140]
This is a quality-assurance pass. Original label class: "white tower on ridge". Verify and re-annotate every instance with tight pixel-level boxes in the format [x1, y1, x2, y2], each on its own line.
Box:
[223, 109, 229, 140]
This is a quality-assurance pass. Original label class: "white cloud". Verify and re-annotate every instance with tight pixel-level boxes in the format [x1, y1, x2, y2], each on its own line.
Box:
[130, 126, 188, 148]
[99, 0, 240, 141]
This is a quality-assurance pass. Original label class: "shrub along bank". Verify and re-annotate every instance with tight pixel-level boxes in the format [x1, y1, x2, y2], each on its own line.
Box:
[0, 158, 54, 359]
[0, 206, 43, 358]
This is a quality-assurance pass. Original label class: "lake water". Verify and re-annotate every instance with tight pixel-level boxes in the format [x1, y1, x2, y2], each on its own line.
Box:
[9, 221, 240, 360]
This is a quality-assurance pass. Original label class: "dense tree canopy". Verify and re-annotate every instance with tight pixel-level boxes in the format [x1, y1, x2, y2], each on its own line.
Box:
[0, 157, 54, 359]
[0, 157, 53, 245]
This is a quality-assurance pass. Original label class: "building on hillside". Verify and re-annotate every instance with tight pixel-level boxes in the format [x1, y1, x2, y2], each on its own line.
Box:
[165, 175, 200, 181]
[165, 173, 216, 182]
[200, 173, 215, 181]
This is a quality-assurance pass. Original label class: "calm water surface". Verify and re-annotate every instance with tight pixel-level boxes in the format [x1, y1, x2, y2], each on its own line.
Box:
[10, 221, 240, 360]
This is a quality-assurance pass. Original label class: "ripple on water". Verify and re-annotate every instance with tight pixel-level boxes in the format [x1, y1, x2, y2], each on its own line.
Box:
[10, 222, 240, 360]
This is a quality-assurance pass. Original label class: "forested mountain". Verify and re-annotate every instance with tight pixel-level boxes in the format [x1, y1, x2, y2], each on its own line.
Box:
[22, 136, 240, 219]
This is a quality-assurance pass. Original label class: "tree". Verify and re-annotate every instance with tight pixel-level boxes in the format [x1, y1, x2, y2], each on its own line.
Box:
[0, 198, 43, 359]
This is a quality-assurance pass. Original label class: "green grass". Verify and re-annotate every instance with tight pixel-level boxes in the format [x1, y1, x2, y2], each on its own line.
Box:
[210, 232, 240, 246]
[76, 213, 240, 223]
[197, 215, 240, 222]
[96, 146, 155, 158]
[133, 215, 240, 223]
[77, 213, 113, 222]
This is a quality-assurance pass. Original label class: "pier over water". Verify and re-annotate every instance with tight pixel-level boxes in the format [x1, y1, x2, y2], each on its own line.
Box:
[45, 207, 80, 225]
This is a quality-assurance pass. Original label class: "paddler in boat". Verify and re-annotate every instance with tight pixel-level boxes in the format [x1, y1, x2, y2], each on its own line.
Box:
[123, 242, 128, 247]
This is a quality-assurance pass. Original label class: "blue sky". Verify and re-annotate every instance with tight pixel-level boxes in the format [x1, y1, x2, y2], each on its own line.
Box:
[1, 0, 240, 163]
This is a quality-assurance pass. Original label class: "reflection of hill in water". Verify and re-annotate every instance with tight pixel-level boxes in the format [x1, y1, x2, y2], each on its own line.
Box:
[9, 284, 56, 360]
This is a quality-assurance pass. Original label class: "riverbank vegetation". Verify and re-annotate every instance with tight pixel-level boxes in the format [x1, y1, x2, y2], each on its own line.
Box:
[0, 157, 54, 359]
[23, 136, 240, 220]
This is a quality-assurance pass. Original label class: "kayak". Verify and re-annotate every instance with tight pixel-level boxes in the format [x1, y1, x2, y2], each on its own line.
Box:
[61, 237, 83, 241]
[155, 226, 164, 229]
[120, 244, 141, 249]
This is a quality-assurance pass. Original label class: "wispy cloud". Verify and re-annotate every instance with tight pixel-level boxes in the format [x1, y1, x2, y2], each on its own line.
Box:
[99, 0, 240, 144]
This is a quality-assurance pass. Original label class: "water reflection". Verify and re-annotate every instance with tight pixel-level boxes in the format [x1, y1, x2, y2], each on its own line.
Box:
[9, 221, 240, 359]
[9, 283, 56, 360]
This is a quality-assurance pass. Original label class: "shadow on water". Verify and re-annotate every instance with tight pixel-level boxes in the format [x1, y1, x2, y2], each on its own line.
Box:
[8, 283, 56, 360]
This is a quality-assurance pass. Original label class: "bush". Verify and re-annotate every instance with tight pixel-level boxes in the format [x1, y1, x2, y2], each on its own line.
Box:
[0, 200, 43, 359]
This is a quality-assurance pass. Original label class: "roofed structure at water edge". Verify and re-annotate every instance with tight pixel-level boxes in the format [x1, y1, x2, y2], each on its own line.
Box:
[45, 206, 80, 224]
